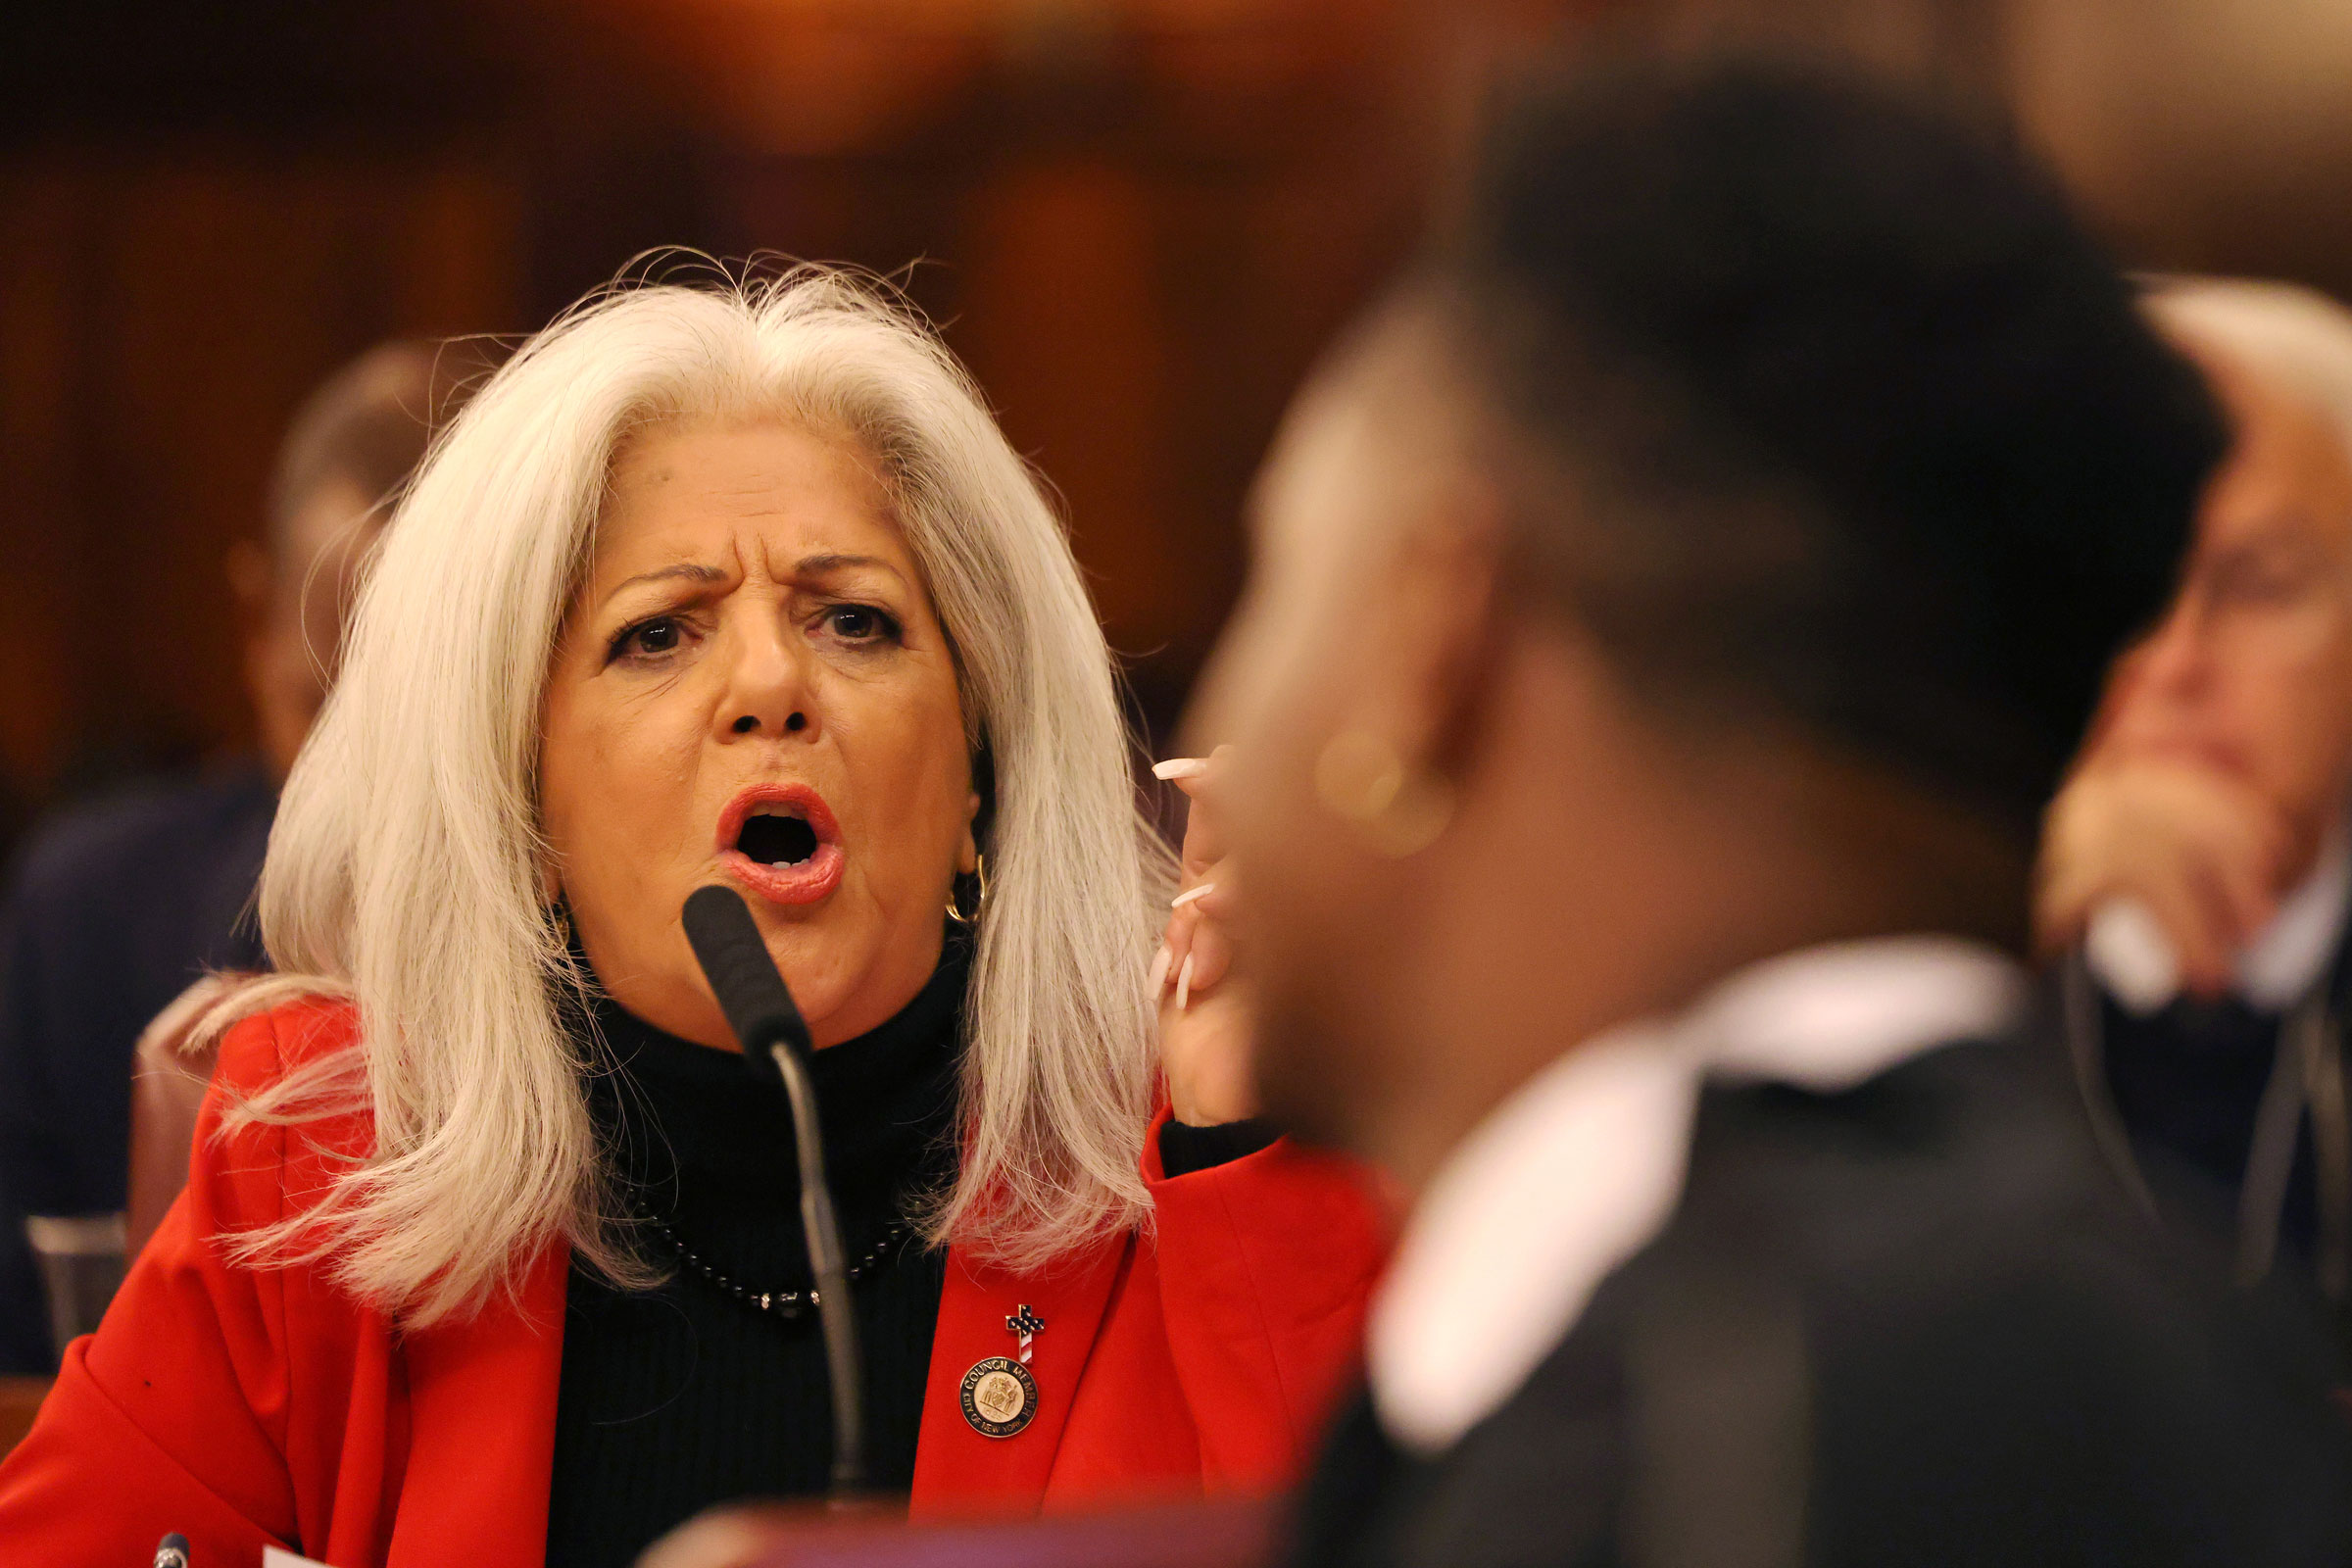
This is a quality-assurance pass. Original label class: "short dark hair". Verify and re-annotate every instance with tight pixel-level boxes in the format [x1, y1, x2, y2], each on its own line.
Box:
[1431, 58, 2226, 831]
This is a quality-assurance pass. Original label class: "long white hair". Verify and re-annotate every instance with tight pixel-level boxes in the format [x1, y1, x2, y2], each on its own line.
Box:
[218, 268, 1174, 1326]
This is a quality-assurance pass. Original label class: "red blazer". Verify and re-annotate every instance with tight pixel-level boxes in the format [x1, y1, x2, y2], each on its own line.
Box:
[0, 1000, 1389, 1565]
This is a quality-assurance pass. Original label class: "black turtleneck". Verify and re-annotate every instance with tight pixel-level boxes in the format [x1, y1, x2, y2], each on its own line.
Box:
[544, 941, 968, 1568]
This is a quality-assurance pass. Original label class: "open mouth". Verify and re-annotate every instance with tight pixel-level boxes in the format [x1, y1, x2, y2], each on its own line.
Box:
[716, 784, 845, 906]
[736, 809, 819, 867]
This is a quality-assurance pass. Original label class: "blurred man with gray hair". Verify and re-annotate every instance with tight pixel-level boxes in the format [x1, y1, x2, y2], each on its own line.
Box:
[2038, 276, 2352, 1372]
[0, 343, 456, 1371]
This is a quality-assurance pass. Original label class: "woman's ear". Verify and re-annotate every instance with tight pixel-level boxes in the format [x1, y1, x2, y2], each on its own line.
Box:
[1381, 485, 1508, 789]
[958, 790, 982, 876]
[961, 738, 995, 877]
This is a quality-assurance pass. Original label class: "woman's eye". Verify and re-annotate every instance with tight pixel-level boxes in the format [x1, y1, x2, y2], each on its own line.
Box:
[611, 615, 685, 662]
[822, 605, 900, 643]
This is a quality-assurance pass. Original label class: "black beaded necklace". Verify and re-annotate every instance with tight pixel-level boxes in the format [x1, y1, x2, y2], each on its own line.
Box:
[632, 1201, 917, 1321]
[580, 933, 970, 1330]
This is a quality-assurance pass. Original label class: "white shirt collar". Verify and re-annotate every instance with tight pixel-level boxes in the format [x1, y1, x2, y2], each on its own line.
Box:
[2083, 832, 2351, 1016]
[1366, 935, 2028, 1456]
[2238, 836, 2349, 1010]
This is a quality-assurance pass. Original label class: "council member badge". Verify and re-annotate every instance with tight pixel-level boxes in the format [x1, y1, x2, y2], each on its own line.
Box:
[960, 1355, 1039, 1438]
[961, 1300, 1048, 1438]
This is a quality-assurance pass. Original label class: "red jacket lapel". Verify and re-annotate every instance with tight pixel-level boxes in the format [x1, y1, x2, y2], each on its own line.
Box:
[909, 1238, 1129, 1518]
[389, 1245, 569, 1566]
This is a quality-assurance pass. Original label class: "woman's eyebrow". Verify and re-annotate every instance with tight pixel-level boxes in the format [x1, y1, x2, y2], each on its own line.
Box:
[796, 552, 907, 586]
[597, 562, 728, 610]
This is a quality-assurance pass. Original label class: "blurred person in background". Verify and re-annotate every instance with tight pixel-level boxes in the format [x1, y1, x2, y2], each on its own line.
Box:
[1168, 60, 2352, 1568]
[2036, 277, 2352, 1370]
[0, 342, 444, 1375]
[0, 270, 1384, 1566]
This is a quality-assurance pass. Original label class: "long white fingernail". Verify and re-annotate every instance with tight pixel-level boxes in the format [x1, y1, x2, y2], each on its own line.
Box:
[1146, 945, 1172, 998]
[1171, 882, 1215, 910]
[1152, 758, 1210, 780]
[1175, 953, 1195, 1011]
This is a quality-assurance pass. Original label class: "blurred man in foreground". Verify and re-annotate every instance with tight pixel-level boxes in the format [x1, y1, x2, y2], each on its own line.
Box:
[2037, 278, 2352, 1365]
[1176, 60, 2352, 1566]
[0, 342, 446, 1371]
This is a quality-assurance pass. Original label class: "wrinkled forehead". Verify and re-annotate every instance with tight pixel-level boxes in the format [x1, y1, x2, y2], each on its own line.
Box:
[586, 415, 914, 581]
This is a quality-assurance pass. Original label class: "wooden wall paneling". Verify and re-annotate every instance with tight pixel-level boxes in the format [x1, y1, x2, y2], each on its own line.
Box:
[83, 158, 384, 774]
[364, 160, 529, 347]
[705, 155, 975, 316]
[954, 157, 1180, 666]
[2004, 0, 2352, 298]
[0, 159, 90, 811]
[0, 151, 524, 809]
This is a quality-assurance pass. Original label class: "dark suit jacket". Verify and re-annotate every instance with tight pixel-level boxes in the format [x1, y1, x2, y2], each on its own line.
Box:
[0, 763, 272, 1372]
[2090, 946, 2352, 1369]
[1294, 1036, 2352, 1568]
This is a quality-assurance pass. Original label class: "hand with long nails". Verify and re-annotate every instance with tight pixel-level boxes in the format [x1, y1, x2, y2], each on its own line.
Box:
[1150, 748, 1257, 1126]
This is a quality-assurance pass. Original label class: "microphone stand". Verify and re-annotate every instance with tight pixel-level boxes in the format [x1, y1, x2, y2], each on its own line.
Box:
[681, 884, 867, 1501]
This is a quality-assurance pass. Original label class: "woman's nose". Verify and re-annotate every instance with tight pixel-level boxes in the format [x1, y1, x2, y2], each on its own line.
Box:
[716, 622, 818, 742]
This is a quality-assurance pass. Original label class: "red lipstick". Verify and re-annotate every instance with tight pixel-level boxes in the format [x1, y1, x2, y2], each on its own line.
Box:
[715, 783, 845, 906]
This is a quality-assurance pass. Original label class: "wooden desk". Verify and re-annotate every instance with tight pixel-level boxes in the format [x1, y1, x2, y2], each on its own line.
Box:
[642, 1495, 1278, 1568]
[0, 1377, 52, 1461]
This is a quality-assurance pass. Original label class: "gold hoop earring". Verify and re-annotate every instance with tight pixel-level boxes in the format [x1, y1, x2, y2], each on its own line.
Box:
[946, 853, 990, 925]
[1315, 729, 1454, 858]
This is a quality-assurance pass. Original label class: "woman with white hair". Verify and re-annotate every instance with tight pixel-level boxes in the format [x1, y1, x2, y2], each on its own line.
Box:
[0, 270, 1386, 1565]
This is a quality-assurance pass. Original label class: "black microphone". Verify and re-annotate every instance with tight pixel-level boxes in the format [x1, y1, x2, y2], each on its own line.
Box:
[680, 884, 867, 1499]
